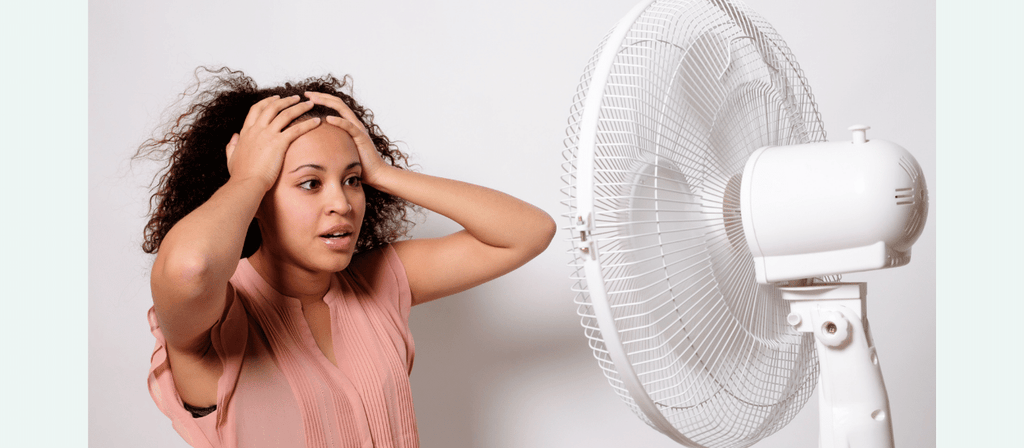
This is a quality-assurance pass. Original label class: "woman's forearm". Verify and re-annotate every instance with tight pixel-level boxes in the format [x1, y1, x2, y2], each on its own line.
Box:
[373, 167, 555, 255]
[151, 177, 268, 348]
[307, 91, 556, 303]
[153, 96, 319, 348]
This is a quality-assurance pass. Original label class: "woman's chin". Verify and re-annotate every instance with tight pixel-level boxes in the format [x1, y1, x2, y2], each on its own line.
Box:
[314, 251, 355, 273]
[255, 244, 357, 274]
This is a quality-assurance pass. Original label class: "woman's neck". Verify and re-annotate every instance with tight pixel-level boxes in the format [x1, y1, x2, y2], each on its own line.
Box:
[248, 248, 332, 306]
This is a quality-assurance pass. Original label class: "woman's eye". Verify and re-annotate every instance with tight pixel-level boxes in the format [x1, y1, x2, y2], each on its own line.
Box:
[298, 179, 321, 190]
[344, 176, 362, 187]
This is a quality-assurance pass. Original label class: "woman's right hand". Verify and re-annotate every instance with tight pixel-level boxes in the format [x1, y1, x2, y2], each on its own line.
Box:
[224, 94, 321, 191]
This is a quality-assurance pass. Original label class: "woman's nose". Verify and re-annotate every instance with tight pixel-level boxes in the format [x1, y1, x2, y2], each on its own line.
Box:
[326, 186, 352, 215]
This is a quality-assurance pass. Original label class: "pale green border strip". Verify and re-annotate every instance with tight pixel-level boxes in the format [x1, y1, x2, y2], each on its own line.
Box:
[937, 0, 1022, 445]
[1, 0, 1020, 445]
[0, 0, 88, 446]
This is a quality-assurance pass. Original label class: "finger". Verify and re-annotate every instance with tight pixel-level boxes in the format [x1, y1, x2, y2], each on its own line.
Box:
[255, 94, 303, 127]
[303, 92, 353, 116]
[268, 99, 316, 131]
[305, 92, 366, 131]
[225, 133, 239, 168]
[281, 116, 322, 141]
[242, 95, 280, 129]
[225, 133, 238, 152]
[324, 115, 373, 145]
[324, 115, 357, 132]
[324, 116, 384, 180]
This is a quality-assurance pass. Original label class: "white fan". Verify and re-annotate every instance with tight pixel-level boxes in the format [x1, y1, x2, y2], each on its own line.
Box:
[561, 1, 928, 447]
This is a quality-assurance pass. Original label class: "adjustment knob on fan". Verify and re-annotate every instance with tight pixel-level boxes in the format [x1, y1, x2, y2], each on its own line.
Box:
[849, 124, 870, 143]
[816, 310, 851, 347]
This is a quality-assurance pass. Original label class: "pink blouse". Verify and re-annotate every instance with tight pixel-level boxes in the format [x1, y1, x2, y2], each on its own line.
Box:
[147, 245, 418, 448]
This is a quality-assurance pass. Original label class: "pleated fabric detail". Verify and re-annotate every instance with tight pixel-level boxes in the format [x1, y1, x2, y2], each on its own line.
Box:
[148, 245, 418, 448]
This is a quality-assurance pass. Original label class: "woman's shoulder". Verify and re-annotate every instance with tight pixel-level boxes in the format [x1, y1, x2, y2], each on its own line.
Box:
[230, 258, 260, 285]
[228, 258, 279, 301]
[341, 244, 410, 299]
[345, 244, 403, 276]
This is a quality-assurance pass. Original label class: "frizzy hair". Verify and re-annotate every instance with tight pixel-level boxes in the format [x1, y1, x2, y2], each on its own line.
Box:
[136, 67, 414, 258]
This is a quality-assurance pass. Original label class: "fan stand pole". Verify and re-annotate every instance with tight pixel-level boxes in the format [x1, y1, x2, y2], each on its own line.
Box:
[781, 283, 895, 448]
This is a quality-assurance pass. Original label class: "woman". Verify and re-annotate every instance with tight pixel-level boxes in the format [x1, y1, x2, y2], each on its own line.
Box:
[140, 68, 556, 447]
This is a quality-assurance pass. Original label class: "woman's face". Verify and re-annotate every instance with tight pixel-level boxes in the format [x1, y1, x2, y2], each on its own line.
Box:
[255, 121, 366, 273]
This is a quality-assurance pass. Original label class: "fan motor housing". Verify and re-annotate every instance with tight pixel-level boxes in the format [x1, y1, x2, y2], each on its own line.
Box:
[739, 135, 928, 283]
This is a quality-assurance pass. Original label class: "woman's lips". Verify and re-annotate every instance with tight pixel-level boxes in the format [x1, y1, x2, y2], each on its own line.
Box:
[320, 233, 354, 250]
[319, 223, 356, 250]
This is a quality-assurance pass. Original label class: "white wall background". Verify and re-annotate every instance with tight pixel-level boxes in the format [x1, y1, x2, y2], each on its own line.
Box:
[89, 0, 935, 447]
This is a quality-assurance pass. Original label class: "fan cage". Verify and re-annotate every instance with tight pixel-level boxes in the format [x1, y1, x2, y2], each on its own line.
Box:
[562, 1, 826, 447]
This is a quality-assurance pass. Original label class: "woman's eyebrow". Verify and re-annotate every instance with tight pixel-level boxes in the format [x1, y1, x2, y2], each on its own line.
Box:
[290, 163, 325, 173]
[288, 162, 361, 173]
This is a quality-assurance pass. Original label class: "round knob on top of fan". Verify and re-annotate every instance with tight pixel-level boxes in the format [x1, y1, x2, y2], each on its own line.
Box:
[849, 124, 871, 143]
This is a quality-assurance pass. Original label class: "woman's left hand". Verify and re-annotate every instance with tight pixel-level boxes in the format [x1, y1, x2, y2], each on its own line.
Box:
[304, 91, 393, 186]
[309, 91, 555, 306]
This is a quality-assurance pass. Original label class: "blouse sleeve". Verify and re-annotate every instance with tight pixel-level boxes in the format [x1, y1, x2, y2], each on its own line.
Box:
[381, 244, 413, 330]
[146, 285, 248, 447]
[345, 244, 415, 371]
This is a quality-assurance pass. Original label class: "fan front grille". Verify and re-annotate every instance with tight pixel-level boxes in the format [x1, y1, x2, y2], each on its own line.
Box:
[562, 1, 824, 447]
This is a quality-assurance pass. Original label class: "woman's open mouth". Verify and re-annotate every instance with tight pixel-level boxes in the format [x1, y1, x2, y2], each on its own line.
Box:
[319, 225, 355, 250]
[320, 232, 353, 250]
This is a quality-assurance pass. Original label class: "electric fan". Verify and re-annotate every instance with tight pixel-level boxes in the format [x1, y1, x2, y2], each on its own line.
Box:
[561, 1, 928, 447]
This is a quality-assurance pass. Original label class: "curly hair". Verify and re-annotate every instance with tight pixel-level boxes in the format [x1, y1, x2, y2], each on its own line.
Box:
[136, 67, 414, 258]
